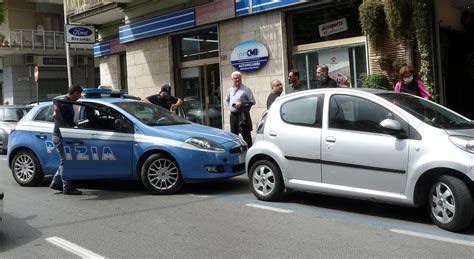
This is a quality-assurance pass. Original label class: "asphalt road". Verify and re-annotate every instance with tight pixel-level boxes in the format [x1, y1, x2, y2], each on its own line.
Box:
[1, 154, 473, 258]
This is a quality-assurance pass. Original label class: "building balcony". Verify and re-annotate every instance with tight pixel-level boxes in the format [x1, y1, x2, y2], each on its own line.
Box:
[0, 29, 93, 56]
[65, 0, 116, 16]
[0, 29, 65, 50]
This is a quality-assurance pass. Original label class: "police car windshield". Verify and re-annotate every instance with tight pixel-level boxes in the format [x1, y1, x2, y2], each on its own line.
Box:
[115, 102, 189, 126]
[377, 93, 474, 129]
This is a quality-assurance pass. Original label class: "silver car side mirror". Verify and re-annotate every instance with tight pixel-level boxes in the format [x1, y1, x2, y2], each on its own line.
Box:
[380, 118, 401, 131]
[380, 118, 407, 139]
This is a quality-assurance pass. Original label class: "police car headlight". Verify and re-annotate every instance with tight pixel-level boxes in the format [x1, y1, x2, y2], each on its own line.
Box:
[449, 136, 474, 154]
[186, 137, 224, 152]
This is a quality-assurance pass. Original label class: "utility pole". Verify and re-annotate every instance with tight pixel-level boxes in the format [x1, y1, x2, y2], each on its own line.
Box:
[63, 0, 72, 87]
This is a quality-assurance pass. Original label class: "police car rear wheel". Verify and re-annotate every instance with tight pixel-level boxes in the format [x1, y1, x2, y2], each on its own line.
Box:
[141, 153, 183, 195]
[11, 150, 44, 186]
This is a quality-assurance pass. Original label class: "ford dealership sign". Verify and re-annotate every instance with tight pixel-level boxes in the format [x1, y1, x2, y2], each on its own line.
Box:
[230, 41, 269, 72]
[65, 25, 95, 43]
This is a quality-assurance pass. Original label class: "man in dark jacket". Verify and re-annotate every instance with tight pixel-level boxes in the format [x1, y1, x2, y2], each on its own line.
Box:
[314, 64, 337, 88]
[50, 85, 83, 195]
[266, 79, 283, 109]
[143, 84, 183, 111]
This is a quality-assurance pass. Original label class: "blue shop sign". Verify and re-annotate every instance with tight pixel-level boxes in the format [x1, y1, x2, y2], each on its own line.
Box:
[230, 41, 269, 72]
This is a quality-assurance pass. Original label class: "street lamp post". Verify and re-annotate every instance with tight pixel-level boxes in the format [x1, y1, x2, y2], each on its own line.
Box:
[63, 0, 72, 87]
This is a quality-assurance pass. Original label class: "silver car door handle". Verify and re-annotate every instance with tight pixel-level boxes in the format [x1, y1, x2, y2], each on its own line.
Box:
[326, 136, 336, 143]
[269, 131, 277, 137]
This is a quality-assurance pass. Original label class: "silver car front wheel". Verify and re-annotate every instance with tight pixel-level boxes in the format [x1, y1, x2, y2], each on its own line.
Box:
[249, 160, 284, 201]
[428, 175, 473, 232]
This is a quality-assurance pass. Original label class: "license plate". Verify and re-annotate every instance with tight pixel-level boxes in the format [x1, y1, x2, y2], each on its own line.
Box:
[238, 153, 246, 163]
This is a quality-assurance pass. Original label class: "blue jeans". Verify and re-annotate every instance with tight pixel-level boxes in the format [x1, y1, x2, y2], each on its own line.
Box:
[51, 134, 75, 191]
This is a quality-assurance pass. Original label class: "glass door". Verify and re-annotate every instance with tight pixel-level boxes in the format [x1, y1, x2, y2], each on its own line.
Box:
[178, 63, 222, 129]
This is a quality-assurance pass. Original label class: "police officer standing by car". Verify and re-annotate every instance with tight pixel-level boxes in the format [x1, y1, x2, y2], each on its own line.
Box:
[143, 84, 184, 111]
[49, 85, 83, 195]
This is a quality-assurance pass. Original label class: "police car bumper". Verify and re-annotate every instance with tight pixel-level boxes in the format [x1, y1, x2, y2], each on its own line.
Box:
[179, 150, 246, 181]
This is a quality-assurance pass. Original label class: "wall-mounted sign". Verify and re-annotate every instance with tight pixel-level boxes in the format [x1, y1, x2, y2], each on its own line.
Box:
[65, 25, 95, 43]
[230, 40, 269, 72]
[318, 18, 348, 37]
[196, 0, 235, 26]
[37, 56, 67, 67]
[235, 0, 308, 17]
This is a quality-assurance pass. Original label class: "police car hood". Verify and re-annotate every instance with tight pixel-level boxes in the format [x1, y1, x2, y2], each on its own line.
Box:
[150, 123, 241, 145]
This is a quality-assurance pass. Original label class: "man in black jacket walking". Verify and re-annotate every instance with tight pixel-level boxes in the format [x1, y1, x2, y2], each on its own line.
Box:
[49, 85, 83, 195]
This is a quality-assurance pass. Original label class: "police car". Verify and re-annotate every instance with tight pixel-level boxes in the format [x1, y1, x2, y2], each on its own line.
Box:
[7, 89, 247, 194]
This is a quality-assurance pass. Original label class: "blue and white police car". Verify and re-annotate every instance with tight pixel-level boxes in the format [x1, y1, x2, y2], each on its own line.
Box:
[7, 89, 247, 194]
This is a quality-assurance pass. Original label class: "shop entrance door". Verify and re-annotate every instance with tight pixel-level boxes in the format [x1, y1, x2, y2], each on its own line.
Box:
[178, 62, 222, 129]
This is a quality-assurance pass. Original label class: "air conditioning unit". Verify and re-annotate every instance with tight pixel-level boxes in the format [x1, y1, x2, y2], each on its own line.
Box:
[24, 55, 37, 65]
[75, 56, 88, 66]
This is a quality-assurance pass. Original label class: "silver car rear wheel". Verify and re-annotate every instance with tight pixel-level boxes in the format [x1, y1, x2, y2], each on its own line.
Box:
[141, 153, 183, 195]
[428, 175, 473, 232]
[249, 160, 284, 201]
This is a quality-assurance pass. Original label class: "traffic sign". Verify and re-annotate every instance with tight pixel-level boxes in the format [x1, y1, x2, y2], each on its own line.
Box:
[34, 66, 39, 82]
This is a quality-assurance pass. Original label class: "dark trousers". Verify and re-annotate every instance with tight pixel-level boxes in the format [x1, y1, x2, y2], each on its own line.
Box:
[230, 112, 252, 147]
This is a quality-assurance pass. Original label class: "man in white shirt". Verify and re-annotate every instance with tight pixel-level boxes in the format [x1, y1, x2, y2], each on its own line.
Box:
[224, 71, 256, 147]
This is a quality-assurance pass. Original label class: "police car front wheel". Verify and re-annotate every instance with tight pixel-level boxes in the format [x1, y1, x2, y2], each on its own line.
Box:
[11, 149, 44, 186]
[141, 153, 183, 195]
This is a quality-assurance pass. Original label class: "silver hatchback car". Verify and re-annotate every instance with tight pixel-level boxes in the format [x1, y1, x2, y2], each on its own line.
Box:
[246, 88, 474, 232]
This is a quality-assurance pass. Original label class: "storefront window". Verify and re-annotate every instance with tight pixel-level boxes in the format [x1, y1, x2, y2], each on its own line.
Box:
[178, 28, 219, 62]
[291, 0, 363, 46]
[288, 0, 367, 90]
[292, 45, 367, 89]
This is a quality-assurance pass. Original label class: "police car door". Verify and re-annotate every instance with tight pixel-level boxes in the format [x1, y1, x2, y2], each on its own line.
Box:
[61, 102, 134, 180]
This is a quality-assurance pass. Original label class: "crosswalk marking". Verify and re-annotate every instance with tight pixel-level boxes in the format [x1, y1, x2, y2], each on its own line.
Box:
[46, 236, 105, 259]
[390, 229, 474, 247]
[246, 203, 293, 213]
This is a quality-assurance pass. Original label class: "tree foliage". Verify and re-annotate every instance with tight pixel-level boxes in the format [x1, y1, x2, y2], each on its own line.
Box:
[0, 3, 5, 25]
[413, 0, 434, 97]
[384, 0, 414, 44]
[359, 0, 385, 48]
[362, 74, 392, 90]
[358, 0, 434, 99]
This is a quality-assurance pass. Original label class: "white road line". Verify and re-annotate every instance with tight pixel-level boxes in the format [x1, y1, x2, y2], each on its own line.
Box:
[189, 194, 209, 198]
[246, 203, 293, 213]
[46, 237, 105, 259]
[390, 229, 474, 247]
